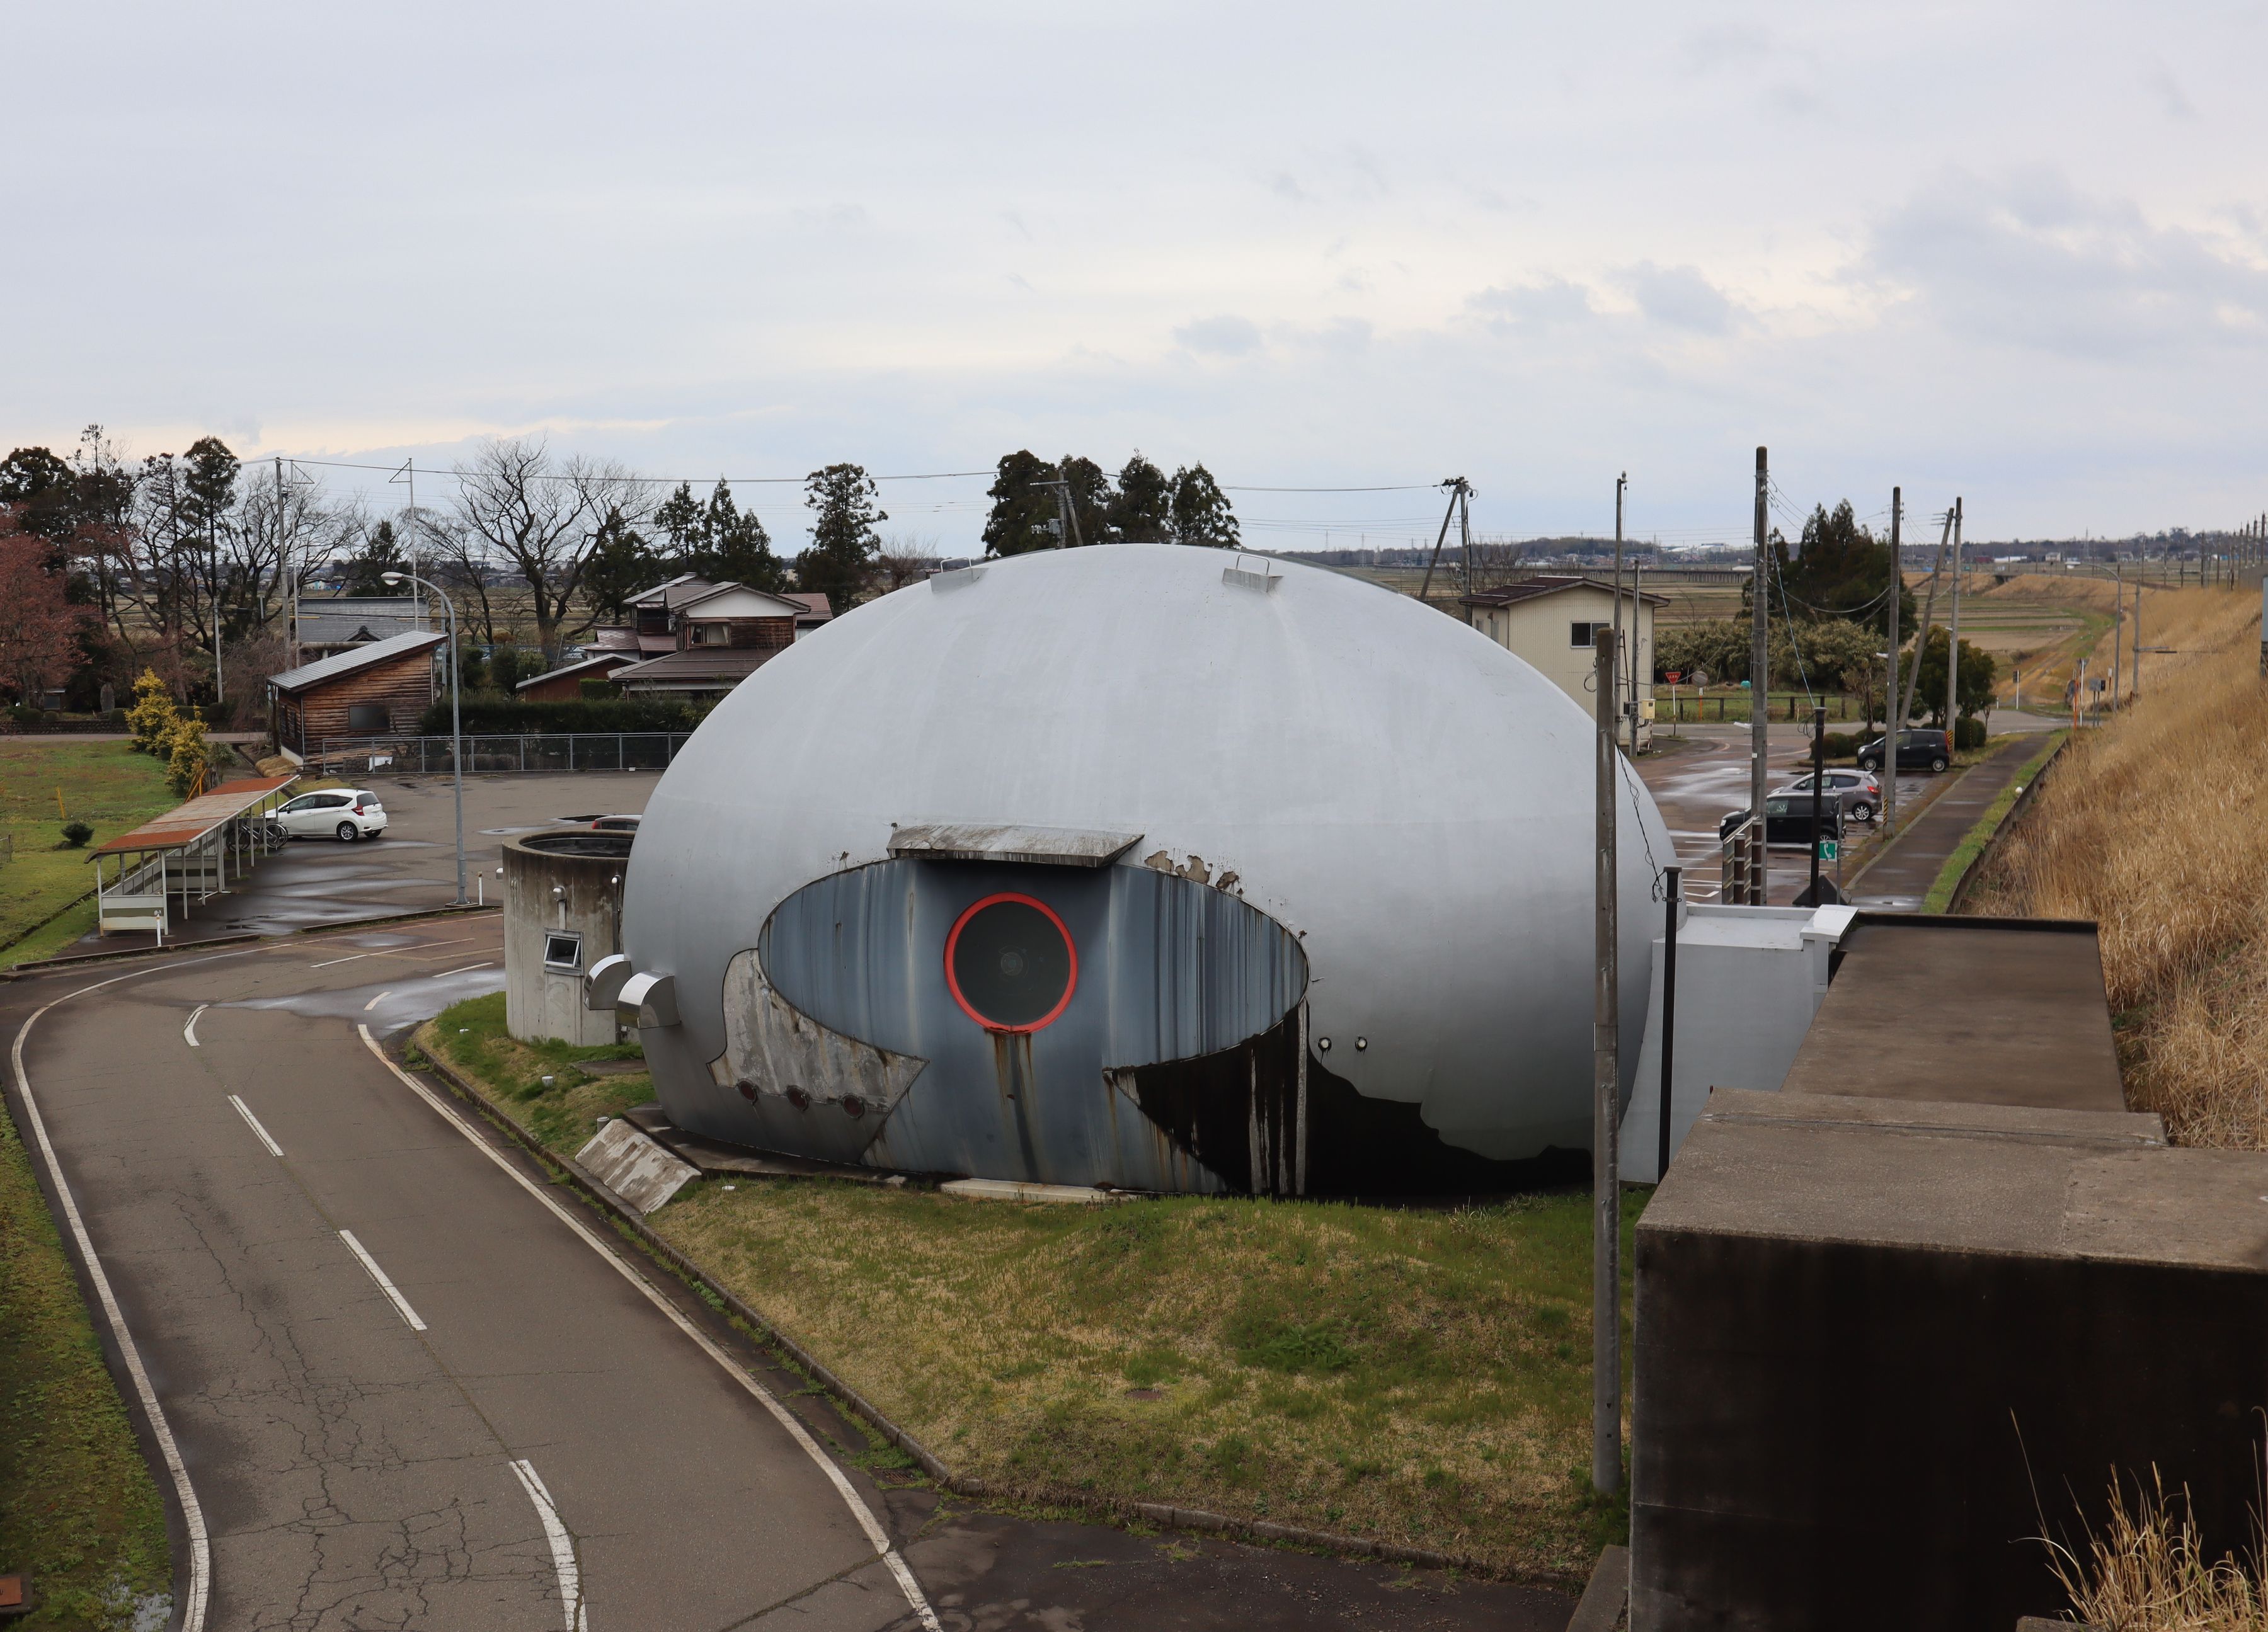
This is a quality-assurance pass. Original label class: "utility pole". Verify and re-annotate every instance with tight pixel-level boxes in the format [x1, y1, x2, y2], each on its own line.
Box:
[1613, 473, 1628, 753]
[1896, 509, 1954, 748]
[2114, 559, 2124, 705]
[1944, 498, 1964, 737]
[1883, 488, 1901, 833]
[1591, 626, 1621, 1500]
[1750, 448, 1770, 828]
[2134, 575, 2145, 698]
[1630, 556, 1645, 755]
[1457, 479, 1474, 598]
[1416, 479, 1470, 604]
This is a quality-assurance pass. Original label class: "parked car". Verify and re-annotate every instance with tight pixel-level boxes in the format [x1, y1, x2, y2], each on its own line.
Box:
[1777, 769, 1881, 823]
[1855, 729, 1952, 774]
[1719, 796, 1847, 848]
[269, 788, 387, 843]
[588, 814, 641, 833]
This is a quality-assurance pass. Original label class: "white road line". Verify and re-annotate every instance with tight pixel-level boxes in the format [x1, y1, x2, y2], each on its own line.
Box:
[228, 1095, 284, 1158]
[338, 1228, 428, 1332]
[309, 950, 381, 969]
[358, 1025, 941, 1632]
[435, 962, 491, 978]
[510, 1459, 588, 1632]
[183, 1005, 207, 1046]
[364, 991, 391, 1011]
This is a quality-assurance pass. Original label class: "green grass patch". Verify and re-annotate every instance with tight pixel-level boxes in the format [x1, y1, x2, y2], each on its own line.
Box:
[423, 994, 1642, 1581]
[0, 741, 189, 969]
[0, 1103, 171, 1628]
[1926, 731, 2069, 913]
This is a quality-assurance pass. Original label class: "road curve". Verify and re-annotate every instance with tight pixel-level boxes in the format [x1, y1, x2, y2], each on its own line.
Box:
[4, 916, 938, 1632]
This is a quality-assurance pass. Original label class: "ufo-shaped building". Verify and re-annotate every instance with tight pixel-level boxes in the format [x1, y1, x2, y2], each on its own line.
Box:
[610, 542, 1670, 1194]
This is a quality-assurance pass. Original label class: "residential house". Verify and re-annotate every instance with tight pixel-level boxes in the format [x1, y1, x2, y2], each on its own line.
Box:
[512, 651, 643, 702]
[268, 630, 445, 758]
[1460, 576, 1666, 746]
[607, 581, 827, 700]
[289, 595, 426, 663]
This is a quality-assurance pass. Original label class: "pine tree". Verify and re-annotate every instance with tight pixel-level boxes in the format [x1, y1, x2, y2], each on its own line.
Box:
[1170, 464, 1239, 548]
[796, 464, 885, 606]
[1107, 453, 1174, 542]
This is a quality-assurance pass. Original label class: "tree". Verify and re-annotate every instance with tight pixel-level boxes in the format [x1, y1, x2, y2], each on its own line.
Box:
[125, 669, 177, 755]
[449, 437, 646, 661]
[981, 450, 1061, 557]
[1170, 463, 1239, 548]
[0, 447, 80, 544]
[1655, 618, 1755, 685]
[581, 508, 661, 621]
[1106, 453, 1174, 542]
[796, 463, 885, 606]
[0, 516, 89, 703]
[1901, 627, 1997, 723]
[1057, 455, 1111, 547]
[872, 535, 937, 593]
[344, 519, 410, 595]
[699, 480, 786, 591]
[1764, 501, 1915, 639]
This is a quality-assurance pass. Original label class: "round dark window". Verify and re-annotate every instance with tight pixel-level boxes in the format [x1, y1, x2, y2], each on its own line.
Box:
[944, 893, 1077, 1032]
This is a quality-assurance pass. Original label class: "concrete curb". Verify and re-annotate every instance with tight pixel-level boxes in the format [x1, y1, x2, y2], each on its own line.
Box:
[1946, 736, 2070, 914]
[406, 1038, 1521, 1585]
[1, 903, 498, 979]
[1566, 1543, 1628, 1631]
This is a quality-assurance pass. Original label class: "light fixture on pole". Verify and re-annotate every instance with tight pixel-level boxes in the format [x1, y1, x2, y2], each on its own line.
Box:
[381, 570, 467, 904]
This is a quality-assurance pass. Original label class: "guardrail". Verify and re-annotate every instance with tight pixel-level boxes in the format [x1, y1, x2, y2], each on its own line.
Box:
[313, 732, 694, 776]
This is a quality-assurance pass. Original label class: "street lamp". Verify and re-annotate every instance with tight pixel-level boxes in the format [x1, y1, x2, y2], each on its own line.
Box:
[381, 571, 467, 905]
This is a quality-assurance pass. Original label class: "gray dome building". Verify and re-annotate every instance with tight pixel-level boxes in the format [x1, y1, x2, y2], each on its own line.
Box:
[615, 542, 1669, 1194]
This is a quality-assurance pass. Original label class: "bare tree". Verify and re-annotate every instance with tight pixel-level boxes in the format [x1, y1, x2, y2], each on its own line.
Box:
[872, 533, 941, 594]
[449, 438, 647, 661]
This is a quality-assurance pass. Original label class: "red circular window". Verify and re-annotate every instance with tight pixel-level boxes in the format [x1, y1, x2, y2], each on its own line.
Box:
[944, 893, 1078, 1032]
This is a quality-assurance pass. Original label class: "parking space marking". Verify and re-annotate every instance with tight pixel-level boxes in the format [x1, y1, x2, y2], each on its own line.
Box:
[309, 951, 382, 970]
[228, 1095, 284, 1158]
[338, 1229, 428, 1331]
[510, 1459, 588, 1632]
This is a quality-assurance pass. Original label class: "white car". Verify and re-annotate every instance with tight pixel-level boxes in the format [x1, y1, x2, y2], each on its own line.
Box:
[270, 789, 388, 843]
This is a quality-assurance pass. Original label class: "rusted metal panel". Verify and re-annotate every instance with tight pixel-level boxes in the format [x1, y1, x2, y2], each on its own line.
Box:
[887, 823, 1143, 868]
[90, 775, 299, 858]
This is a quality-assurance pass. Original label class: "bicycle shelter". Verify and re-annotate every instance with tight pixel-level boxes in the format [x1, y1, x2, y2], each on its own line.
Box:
[89, 774, 301, 942]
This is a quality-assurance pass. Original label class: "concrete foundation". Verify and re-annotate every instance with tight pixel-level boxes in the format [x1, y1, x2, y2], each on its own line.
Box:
[1630, 916, 2268, 1631]
[503, 831, 631, 1044]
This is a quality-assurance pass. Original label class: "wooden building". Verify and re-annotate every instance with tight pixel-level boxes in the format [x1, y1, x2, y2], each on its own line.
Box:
[609, 583, 818, 699]
[268, 631, 445, 758]
[512, 651, 641, 702]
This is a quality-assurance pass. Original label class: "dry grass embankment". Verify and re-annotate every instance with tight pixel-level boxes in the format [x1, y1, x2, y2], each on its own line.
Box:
[1964, 586, 2268, 1146]
[421, 991, 1634, 1582]
[2051, 1471, 2268, 1631]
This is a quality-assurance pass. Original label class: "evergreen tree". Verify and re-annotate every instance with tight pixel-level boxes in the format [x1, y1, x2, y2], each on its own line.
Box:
[0, 447, 80, 543]
[1765, 500, 1915, 639]
[345, 519, 410, 595]
[653, 481, 703, 565]
[796, 464, 885, 606]
[700, 479, 786, 591]
[1056, 455, 1111, 547]
[1107, 452, 1174, 542]
[980, 450, 1061, 557]
[1170, 463, 1239, 548]
[580, 508, 660, 620]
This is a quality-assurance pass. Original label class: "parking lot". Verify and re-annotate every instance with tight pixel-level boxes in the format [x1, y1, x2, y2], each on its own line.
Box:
[61, 770, 663, 950]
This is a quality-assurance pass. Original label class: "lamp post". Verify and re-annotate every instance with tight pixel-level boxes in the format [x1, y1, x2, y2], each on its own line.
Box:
[381, 570, 466, 904]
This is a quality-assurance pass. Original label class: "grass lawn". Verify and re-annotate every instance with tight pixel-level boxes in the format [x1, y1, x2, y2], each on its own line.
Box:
[0, 741, 183, 968]
[420, 992, 1639, 1583]
[0, 1107, 171, 1628]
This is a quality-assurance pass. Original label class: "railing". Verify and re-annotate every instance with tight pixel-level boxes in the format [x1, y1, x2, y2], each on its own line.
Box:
[312, 732, 695, 776]
[1717, 819, 1769, 906]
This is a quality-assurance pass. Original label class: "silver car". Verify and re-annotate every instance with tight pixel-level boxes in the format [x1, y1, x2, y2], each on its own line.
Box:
[1775, 770, 1880, 823]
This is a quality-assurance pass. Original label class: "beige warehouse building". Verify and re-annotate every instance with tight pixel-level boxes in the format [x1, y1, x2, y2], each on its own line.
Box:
[1460, 576, 1665, 748]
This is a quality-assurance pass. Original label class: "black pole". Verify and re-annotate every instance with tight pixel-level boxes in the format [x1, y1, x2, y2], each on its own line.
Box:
[1657, 865, 1681, 1181]
[1808, 704, 1826, 902]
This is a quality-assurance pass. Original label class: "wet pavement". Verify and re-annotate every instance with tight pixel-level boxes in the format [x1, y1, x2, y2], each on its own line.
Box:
[64, 770, 662, 952]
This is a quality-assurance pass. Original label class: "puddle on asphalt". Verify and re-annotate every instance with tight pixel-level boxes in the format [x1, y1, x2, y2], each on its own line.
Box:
[227, 964, 507, 1033]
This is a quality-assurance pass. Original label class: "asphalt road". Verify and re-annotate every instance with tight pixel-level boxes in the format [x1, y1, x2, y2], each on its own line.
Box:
[11, 915, 1578, 1632]
[8, 917, 937, 1632]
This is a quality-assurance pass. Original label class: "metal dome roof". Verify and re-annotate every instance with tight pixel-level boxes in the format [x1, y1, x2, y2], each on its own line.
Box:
[623, 542, 1671, 1182]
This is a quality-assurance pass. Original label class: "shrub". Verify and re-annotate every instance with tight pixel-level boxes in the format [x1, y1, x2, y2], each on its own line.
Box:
[8, 702, 41, 726]
[577, 676, 620, 699]
[1819, 731, 1861, 760]
[60, 819, 92, 847]
[1954, 716, 1988, 750]
[125, 670, 177, 755]
[415, 696, 699, 735]
[162, 714, 225, 798]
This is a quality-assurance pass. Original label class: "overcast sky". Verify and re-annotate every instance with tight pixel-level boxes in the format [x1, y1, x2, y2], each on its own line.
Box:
[8, 1, 2265, 551]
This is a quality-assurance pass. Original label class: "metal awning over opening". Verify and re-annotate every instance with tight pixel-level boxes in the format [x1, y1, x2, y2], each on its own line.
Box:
[91, 775, 301, 943]
[886, 823, 1143, 867]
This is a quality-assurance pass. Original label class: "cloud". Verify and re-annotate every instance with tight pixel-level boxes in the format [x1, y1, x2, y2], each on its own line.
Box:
[1680, 23, 1769, 73]
[1864, 169, 2268, 358]
[1622, 263, 1740, 334]
[2145, 63, 2196, 120]
[1175, 315, 1263, 356]
[1266, 171, 1312, 205]
[1467, 278, 1597, 332]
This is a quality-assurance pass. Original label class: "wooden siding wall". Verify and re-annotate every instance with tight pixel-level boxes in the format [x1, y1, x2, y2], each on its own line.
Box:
[683, 616, 795, 651]
[275, 650, 437, 754]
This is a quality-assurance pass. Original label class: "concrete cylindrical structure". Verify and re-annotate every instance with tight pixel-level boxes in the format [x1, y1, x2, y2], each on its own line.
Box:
[504, 831, 631, 1043]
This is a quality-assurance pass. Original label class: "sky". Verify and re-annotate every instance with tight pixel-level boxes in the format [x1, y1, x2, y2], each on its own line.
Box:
[8, 1, 2267, 553]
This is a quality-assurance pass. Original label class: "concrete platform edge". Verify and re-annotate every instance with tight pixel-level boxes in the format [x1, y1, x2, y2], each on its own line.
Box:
[408, 1040, 1530, 1585]
[1566, 1544, 1628, 1631]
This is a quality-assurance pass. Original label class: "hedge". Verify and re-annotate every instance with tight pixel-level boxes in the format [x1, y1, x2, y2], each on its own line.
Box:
[414, 697, 701, 735]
